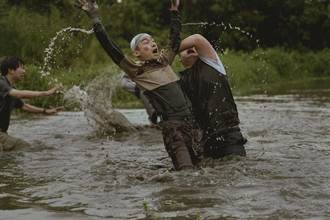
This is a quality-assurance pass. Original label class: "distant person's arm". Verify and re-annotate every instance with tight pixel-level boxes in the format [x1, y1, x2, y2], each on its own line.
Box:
[9, 87, 58, 99]
[162, 0, 181, 64]
[75, 0, 141, 77]
[120, 73, 140, 97]
[180, 34, 218, 61]
[139, 92, 158, 124]
[22, 104, 64, 115]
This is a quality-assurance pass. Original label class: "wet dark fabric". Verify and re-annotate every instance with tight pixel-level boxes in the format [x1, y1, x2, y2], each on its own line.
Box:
[180, 59, 239, 131]
[93, 22, 125, 66]
[168, 10, 181, 56]
[0, 76, 24, 133]
[143, 81, 192, 121]
[203, 129, 247, 158]
[161, 119, 200, 170]
[180, 59, 246, 157]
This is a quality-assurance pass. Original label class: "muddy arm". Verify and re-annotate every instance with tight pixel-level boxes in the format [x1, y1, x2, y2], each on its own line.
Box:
[75, 0, 140, 76]
[93, 23, 125, 66]
[162, 7, 182, 64]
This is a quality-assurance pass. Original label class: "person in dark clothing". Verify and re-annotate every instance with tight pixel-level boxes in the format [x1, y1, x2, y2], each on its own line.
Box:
[0, 57, 63, 151]
[75, 0, 199, 170]
[179, 34, 247, 159]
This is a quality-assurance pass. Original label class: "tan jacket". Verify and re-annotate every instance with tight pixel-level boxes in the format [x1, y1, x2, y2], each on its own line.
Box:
[119, 50, 179, 91]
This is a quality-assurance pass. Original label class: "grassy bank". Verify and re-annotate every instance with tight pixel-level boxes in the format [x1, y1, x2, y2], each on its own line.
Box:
[16, 47, 330, 109]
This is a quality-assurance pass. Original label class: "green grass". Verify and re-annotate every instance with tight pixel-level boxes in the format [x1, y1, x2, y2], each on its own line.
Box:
[249, 77, 330, 96]
[15, 48, 330, 109]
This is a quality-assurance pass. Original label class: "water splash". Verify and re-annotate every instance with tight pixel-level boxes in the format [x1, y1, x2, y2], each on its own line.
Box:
[40, 27, 93, 82]
[39, 26, 136, 135]
[182, 21, 260, 47]
[64, 74, 136, 136]
[182, 21, 270, 89]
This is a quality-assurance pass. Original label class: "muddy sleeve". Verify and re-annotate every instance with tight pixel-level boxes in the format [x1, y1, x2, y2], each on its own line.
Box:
[93, 22, 140, 77]
[162, 10, 181, 65]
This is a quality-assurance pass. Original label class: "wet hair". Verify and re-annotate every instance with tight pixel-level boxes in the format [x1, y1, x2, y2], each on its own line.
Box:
[130, 33, 151, 51]
[0, 57, 24, 76]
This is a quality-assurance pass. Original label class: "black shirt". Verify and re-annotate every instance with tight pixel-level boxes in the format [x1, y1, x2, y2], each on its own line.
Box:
[144, 81, 192, 120]
[0, 76, 24, 132]
[180, 59, 240, 133]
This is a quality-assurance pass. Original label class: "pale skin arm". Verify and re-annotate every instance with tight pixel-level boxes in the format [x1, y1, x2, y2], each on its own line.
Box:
[22, 104, 64, 115]
[179, 34, 218, 60]
[9, 87, 58, 99]
[169, 0, 180, 11]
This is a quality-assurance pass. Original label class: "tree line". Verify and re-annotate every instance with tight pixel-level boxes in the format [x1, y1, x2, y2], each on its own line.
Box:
[0, 0, 329, 64]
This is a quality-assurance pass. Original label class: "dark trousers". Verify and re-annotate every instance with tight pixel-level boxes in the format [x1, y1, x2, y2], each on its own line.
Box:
[161, 119, 200, 170]
[203, 129, 247, 159]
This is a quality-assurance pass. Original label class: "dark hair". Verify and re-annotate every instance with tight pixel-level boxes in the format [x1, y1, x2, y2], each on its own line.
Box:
[0, 57, 24, 76]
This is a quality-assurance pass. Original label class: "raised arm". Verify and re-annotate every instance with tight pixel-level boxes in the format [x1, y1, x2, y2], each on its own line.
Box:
[93, 23, 125, 65]
[75, 0, 140, 77]
[162, 0, 181, 64]
[179, 34, 218, 61]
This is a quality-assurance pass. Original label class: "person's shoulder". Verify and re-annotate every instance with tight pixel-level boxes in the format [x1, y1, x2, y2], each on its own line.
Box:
[0, 77, 14, 93]
[198, 56, 226, 75]
[194, 57, 209, 67]
[0, 76, 8, 86]
[0, 76, 12, 98]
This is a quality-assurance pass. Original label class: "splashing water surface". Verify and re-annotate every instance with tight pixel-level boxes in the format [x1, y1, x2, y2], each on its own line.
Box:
[1, 91, 330, 219]
[40, 27, 94, 84]
[182, 21, 260, 49]
[64, 74, 136, 136]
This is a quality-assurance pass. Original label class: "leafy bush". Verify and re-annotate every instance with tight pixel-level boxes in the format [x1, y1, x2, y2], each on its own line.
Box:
[14, 47, 330, 108]
[222, 50, 279, 94]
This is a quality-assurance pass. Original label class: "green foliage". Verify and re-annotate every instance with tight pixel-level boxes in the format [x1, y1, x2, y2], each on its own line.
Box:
[255, 48, 301, 78]
[182, 0, 330, 50]
[1, 0, 329, 107]
[221, 48, 330, 95]
[112, 87, 143, 108]
[143, 199, 149, 215]
[1, 0, 329, 63]
[304, 49, 330, 77]
[13, 48, 330, 108]
[222, 50, 279, 94]
[16, 64, 63, 108]
[253, 48, 330, 79]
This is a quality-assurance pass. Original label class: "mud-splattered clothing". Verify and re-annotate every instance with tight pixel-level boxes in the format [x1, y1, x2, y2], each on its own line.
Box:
[180, 57, 246, 158]
[92, 11, 197, 169]
[161, 119, 200, 170]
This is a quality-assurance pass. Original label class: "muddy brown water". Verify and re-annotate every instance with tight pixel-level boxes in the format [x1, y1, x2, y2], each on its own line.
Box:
[1, 92, 330, 220]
